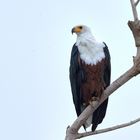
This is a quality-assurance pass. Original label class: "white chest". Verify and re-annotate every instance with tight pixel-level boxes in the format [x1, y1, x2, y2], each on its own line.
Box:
[77, 41, 105, 65]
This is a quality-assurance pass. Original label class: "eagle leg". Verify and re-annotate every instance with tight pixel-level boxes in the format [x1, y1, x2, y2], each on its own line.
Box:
[91, 96, 100, 102]
[89, 97, 100, 107]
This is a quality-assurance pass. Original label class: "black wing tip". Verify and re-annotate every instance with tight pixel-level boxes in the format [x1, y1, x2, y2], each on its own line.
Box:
[91, 124, 98, 132]
[83, 125, 87, 131]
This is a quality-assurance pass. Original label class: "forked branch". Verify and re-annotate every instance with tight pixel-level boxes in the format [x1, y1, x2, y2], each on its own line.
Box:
[135, 0, 140, 6]
[130, 0, 139, 21]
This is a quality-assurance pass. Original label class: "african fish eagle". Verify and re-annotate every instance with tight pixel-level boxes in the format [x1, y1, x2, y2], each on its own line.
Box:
[69, 25, 111, 131]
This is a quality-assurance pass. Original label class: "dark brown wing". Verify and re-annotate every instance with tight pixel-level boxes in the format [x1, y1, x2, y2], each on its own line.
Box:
[69, 43, 83, 116]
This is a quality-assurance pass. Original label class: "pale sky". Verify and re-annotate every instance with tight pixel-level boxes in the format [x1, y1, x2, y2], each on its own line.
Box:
[0, 0, 140, 140]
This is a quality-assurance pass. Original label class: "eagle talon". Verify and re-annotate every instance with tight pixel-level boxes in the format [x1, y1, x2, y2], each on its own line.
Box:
[89, 97, 100, 106]
[91, 97, 100, 102]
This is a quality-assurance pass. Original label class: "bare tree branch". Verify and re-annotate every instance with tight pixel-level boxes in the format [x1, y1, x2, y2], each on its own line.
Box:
[77, 117, 140, 139]
[135, 0, 140, 6]
[130, 0, 139, 21]
[65, 1, 140, 140]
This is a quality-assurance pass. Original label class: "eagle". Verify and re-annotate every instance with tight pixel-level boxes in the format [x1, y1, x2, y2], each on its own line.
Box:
[69, 25, 111, 131]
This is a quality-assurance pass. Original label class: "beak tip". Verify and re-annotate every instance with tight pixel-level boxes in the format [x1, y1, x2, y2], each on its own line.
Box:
[71, 28, 74, 34]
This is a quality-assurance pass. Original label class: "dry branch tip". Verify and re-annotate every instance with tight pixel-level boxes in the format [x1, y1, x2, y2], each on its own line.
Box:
[135, 0, 140, 6]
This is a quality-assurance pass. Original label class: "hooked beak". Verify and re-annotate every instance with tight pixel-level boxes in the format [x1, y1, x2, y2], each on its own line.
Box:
[71, 28, 75, 34]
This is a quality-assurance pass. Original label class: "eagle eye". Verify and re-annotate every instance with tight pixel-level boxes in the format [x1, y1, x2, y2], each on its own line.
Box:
[79, 26, 83, 29]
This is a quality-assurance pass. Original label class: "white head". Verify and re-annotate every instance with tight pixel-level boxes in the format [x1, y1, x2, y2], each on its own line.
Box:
[71, 25, 105, 65]
[71, 25, 92, 36]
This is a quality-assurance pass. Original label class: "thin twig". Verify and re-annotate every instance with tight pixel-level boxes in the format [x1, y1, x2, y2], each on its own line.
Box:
[77, 117, 140, 139]
[130, 0, 139, 21]
[135, 0, 140, 6]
